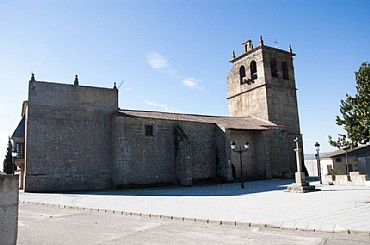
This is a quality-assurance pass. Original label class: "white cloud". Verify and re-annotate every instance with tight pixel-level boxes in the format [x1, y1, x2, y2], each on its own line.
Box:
[146, 51, 176, 76]
[144, 100, 168, 111]
[146, 51, 169, 70]
[146, 51, 204, 90]
[182, 78, 203, 90]
[144, 100, 183, 113]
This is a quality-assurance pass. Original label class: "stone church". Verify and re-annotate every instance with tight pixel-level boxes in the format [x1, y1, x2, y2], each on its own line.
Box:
[12, 37, 302, 192]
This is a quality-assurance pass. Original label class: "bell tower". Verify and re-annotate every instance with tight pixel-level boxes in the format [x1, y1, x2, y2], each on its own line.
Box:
[227, 36, 301, 137]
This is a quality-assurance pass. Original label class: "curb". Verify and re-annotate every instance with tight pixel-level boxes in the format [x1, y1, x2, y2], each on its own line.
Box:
[19, 201, 370, 236]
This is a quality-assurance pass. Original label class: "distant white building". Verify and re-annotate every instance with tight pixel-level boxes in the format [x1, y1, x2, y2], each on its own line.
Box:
[303, 154, 319, 177]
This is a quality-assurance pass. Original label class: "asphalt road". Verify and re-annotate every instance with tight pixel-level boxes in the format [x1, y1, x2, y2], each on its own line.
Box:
[17, 203, 370, 245]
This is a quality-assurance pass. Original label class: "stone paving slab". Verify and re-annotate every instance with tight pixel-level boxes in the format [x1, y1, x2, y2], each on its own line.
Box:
[19, 179, 370, 235]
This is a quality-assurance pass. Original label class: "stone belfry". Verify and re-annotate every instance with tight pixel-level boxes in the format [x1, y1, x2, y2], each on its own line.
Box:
[227, 36, 301, 137]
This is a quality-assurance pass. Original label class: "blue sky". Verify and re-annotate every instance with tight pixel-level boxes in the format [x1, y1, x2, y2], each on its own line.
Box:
[1, 0, 369, 165]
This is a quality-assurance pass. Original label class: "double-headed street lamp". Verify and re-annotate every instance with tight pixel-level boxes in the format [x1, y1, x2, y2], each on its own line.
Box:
[315, 142, 322, 184]
[11, 148, 18, 175]
[230, 141, 249, 189]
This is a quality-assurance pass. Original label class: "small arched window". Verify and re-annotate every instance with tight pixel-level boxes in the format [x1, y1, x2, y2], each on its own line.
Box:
[250, 61, 257, 80]
[270, 59, 278, 78]
[239, 66, 246, 84]
[282, 61, 289, 80]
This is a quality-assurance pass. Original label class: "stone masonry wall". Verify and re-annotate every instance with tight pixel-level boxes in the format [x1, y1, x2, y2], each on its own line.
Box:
[262, 48, 302, 174]
[112, 116, 219, 187]
[0, 175, 19, 245]
[263, 129, 292, 178]
[228, 130, 266, 180]
[113, 117, 176, 186]
[262, 47, 300, 135]
[227, 48, 269, 120]
[215, 126, 230, 181]
[25, 81, 118, 192]
[227, 45, 301, 178]
[178, 121, 217, 183]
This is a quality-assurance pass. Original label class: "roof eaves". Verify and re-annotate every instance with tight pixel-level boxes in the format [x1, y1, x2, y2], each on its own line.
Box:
[322, 145, 370, 158]
[118, 109, 281, 131]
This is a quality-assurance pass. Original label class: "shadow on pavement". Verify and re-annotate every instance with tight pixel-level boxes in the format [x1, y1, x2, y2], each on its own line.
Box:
[63, 179, 293, 197]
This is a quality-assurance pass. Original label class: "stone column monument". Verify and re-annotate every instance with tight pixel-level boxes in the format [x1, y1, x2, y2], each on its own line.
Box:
[286, 137, 320, 193]
[294, 137, 304, 184]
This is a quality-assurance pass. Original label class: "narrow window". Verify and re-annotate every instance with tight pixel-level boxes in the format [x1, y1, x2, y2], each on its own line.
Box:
[282, 61, 289, 80]
[270, 59, 278, 78]
[145, 125, 154, 137]
[239, 66, 246, 84]
[250, 61, 257, 80]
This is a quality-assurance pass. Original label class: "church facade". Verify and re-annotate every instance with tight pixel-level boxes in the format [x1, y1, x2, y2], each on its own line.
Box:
[12, 37, 302, 192]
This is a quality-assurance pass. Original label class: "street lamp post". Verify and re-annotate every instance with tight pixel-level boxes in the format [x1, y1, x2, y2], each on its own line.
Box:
[315, 142, 322, 184]
[230, 141, 250, 189]
[345, 149, 349, 174]
[11, 148, 18, 175]
[337, 134, 350, 174]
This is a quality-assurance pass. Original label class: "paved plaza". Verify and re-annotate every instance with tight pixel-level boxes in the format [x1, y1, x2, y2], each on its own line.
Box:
[19, 179, 370, 235]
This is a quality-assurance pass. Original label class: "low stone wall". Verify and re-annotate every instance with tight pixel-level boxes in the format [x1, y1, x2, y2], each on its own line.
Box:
[0, 175, 19, 245]
[322, 172, 369, 186]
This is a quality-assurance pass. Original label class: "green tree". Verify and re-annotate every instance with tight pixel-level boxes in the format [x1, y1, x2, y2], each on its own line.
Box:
[3, 138, 15, 174]
[329, 62, 370, 148]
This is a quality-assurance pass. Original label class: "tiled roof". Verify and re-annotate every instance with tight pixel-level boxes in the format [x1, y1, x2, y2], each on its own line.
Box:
[118, 109, 281, 131]
[12, 117, 25, 138]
